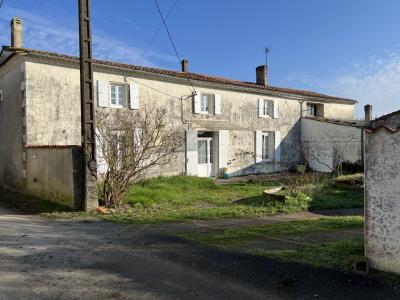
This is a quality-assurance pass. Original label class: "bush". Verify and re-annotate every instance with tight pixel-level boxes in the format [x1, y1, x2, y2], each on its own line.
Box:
[341, 160, 364, 174]
[334, 173, 364, 186]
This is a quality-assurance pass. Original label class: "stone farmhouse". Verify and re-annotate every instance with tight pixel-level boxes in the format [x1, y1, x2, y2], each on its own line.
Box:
[0, 18, 360, 208]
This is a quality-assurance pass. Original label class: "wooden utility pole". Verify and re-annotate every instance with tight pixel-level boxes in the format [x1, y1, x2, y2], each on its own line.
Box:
[78, 0, 98, 210]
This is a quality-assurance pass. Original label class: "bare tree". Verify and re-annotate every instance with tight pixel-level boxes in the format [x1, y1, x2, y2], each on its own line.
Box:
[96, 108, 183, 208]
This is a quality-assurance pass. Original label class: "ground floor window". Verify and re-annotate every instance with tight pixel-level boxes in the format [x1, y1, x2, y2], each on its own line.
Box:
[262, 132, 270, 160]
[198, 138, 213, 164]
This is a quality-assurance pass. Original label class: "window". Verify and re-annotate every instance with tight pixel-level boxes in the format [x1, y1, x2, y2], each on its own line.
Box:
[307, 103, 316, 116]
[259, 99, 274, 117]
[306, 103, 324, 117]
[198, 138, 213, 164]
[110, 84, 126, 108]
[0, 90, 3, 102]
[262, 132, 270, 160]
[200, 94, 213, 113]
[263, 100, 270, 116]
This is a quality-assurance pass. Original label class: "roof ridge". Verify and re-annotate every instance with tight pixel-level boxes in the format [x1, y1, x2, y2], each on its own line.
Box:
[1, 46, 356, 103]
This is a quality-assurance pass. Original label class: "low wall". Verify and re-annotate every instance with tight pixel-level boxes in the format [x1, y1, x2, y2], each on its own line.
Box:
[301, 118, 362, 172]
[25, 146, 82, 209]
[365, 128, 400, 274]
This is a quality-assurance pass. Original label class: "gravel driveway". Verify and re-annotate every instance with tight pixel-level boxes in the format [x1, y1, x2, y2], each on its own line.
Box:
[0, 207, 399, 300]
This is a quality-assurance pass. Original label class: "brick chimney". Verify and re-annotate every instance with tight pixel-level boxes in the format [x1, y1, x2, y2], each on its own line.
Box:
[11, 17, 23, 48]
[364, 104, 373, 126]
[256, 65, 268, 86]
[181, 59, 189, 72]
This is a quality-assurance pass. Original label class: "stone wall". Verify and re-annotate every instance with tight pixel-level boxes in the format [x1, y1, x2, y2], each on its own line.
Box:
[23, 59, 356, 177]
[365, 128, 400, 274]
[0, 57, 25, 190]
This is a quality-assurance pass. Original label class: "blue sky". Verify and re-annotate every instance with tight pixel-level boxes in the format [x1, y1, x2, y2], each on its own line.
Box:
[1, 0, 400, 117]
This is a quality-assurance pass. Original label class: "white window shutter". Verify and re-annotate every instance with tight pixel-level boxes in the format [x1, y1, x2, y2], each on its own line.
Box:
[274, 131, 281, 161]
[193, 92, 201, 114]
[97, 80, 109, 107]
[255, 130, 262, 163]
[258, 99, 264, 118]
[218, 130, 229, 169]
[273, 100, 279, 119]
[186, 130, 198, 175]
[129, 83, 139, 110]
[214, 94, 221, 115]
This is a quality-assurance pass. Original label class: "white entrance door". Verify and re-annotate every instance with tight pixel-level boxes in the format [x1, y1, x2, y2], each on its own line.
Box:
[197, 138, 214, 177]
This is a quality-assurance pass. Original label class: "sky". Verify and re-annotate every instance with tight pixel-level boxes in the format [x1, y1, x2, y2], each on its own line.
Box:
[0, 0, 399, 118]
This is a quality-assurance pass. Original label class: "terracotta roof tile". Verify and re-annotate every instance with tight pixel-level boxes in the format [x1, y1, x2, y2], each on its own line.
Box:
[2, 46, 356, 103]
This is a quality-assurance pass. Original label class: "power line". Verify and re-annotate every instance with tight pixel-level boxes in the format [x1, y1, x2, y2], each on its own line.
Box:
[154, 0, 196, 94]
[137, 0, 178, 65]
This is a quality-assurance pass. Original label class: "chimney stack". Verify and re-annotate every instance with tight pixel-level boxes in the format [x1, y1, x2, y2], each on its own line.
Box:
[181, 59, 189, 72]
[256, 65, 268, 86]
[364, 104, 373, 126]
[11, 17, 23, 48]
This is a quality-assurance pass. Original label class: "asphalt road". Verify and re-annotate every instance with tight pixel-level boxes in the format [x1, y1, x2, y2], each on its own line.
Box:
[0, 207, 399, 300]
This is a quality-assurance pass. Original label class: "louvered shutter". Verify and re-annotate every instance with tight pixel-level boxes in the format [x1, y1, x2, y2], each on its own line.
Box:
[129, 83, 139, 110]
[273, 100, 279, 119]
[193, 92, 201, 114]
[97, 80, 109, 107]
[255, 130, 262, 163]
[258, 99, 264, 118]
[214, 94, 221, 115]
[186, 130, 198, 175]
[274, 131, 281, 161]
[218, 130, 229, 169]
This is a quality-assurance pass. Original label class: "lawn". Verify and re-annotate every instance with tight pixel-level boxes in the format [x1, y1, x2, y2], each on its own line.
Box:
[2, 174, 364, 224]
[101, 175, 363, 223]
[180, 216, 365, 272]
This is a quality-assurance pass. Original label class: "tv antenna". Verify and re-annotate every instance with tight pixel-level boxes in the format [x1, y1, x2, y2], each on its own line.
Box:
[265, 47, 270, 67]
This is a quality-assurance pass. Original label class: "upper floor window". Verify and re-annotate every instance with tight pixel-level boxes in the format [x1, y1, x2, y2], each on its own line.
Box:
[263, 99, 272, 116]
[258, 99, 277, 118]
[200, 94, 212, 113]
[110, 84, 126, 108]
[306, 103, 324, 117]
[193, 92, 221, 115]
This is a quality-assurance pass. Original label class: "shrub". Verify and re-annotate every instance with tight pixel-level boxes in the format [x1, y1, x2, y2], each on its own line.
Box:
[341, 160, 364, 174]
[334, 173, 364, 186]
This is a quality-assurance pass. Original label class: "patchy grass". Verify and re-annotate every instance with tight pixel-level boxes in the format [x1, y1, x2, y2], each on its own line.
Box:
[1, 174, 364, 224]
[260, 238, 364, 271]
[181, 216, 364, 244]
[310, 186, 364, 210]
[0, 188, 73, 214]
[180, 217, 365, 272]
[333, 173, 364, 186]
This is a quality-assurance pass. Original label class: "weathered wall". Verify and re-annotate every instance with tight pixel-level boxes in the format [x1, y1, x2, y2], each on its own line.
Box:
[0, 57, 25, 190]
[318, 102, 355, 120]
[371, 111, 400, 129]
[25, 147, 82, 208]
[23, 59, 356, 177]
[365, 128, 400, 274]
[301, 118, 362, 172]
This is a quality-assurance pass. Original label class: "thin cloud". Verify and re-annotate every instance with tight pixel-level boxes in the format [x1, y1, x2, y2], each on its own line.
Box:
[0, 6, 174, 67]
[283, 52, 400, 118]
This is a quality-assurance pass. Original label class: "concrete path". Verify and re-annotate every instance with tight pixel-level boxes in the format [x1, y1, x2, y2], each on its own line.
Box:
[0, 207, 398, 300]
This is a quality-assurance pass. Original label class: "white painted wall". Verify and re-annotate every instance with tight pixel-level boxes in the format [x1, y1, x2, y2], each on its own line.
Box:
[365, 128, 400, 274]
[301, 118, 362, 172]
